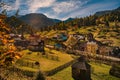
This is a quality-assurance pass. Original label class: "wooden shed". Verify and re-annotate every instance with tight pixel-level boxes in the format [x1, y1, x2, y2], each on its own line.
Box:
[72, 56, 91, 80]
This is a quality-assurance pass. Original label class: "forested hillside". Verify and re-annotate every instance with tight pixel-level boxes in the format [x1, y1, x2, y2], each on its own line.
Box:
[43, 7, 120, 31]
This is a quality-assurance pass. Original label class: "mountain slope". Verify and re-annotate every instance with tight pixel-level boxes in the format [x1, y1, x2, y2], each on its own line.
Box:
[95, 10, 111, 16]
[95, 6, 120, 16]
[65, 18, 74, 22]
[19, 13, 61, 29]
[52, 19, 61, 23]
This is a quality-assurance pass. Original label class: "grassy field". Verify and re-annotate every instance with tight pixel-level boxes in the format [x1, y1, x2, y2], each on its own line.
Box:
[15, 49, 120, 80]
[90, 62, 120, 80]
[46, 67, 73, 80]
[15, 49, 74, 72]
[46, 62, 120, 80]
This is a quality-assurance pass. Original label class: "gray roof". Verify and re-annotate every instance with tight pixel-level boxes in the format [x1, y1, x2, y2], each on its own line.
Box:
[72, 62, 91, 70]
[72, 62, 87, 70]
[72, 56, 91, 70]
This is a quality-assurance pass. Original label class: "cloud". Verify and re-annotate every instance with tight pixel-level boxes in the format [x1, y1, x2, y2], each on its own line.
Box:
[1, 0, 56, 14]
[52, 0, 87, 14]
[42, 0, 88, 20]
[1, 0, 119, 20]
[53, 1, 78, 14]
[1, 0, 88, 19]
[67, 0, 119, 18]
[17, 0, 88, 20]
[4, 0, 20, 11]
[27, 0, 56, 13]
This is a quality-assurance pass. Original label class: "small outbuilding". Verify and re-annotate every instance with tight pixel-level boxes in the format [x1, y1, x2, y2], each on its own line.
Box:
[28, 39, 45, 53]
[72, 56, 91, 80]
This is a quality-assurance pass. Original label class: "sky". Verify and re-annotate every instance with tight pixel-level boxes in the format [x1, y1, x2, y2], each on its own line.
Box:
[0, 0, 120, 20]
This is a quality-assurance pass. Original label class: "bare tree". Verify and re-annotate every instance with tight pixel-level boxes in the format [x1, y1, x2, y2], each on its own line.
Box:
[15, 9, 19, 17]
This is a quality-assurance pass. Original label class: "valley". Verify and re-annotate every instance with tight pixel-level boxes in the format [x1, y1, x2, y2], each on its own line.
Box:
[0, 2, 120, 80]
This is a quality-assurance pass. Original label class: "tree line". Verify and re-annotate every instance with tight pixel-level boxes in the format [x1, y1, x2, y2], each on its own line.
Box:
[40, 9, 120, 31]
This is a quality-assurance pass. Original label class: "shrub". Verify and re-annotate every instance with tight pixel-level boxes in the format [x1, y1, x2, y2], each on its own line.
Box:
[35, 71, 45, 80]
[27, 52, 32, 55]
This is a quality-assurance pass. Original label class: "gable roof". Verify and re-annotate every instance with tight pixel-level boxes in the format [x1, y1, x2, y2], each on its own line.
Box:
[63, 35, 79, 48]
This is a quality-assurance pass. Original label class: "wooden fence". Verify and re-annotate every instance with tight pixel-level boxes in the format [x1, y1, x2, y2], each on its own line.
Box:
[71, 50, 120, 64]
[43, 53, 59, 61]
[9, 66, 35, 77]
[15, 59, 40, 69]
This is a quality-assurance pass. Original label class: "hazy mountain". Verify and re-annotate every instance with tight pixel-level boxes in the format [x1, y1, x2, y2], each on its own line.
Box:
[64, 18, 74, 22]
[95, 6, 120, 16]
[95, 10, 111, 16]
[115, 6, 120, 11]
[52, 19, 61, 23]
[19, 13, 61, 29]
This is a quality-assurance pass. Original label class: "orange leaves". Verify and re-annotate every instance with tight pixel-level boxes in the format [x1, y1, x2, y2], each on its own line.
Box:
[2, 39, 7, 45]
[0, 15, 11, 34]
[0, 34, 2, 37]
[9, 45, 16, 51]
[4, 34, 9, 38]
[3, 26, 10, 31]
[0, 16, 11, 45]
[0, 14, 19, 66]
[15, 55, 20, 59]
[0, 14, 23, 66]
[9, 39, 14, 43]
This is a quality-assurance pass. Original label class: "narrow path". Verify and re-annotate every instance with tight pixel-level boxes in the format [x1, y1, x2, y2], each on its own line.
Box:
[75, 50, 120, 62]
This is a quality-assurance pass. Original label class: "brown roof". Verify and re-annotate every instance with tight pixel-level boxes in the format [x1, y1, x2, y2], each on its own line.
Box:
[30, 42, 39, 46]
[63, 36, 78, 48]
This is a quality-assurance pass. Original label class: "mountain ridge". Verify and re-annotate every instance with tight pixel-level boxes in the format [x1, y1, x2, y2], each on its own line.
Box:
[95, 6, 120, 16]
[19, 13, 61, 29]
[16, 6, 120, 30]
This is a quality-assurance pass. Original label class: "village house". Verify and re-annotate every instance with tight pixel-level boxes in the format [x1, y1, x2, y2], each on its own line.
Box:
[72, 33, 85, 41]
[28, 34, 45, 53]
[52, 33, 68, 42]
[86, 40, 112, 55]
[63, 33, 87, 52]
[9, 33, 29, 48]
[86, 41, 98, 54]
[14, 40, 29, 49]
[74, 41, 87, 51]
[86, 33, 110, 55]
[63, 34, 79, 49]
[50, 33, 68, 50]
[64, 32, 112, 56]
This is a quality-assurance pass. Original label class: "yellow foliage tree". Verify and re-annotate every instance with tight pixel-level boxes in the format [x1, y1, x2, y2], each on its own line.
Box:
[0, 14, 21, 66]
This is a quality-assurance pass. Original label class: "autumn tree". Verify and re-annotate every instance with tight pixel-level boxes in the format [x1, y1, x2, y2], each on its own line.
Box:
[0, 14, 22, 66]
